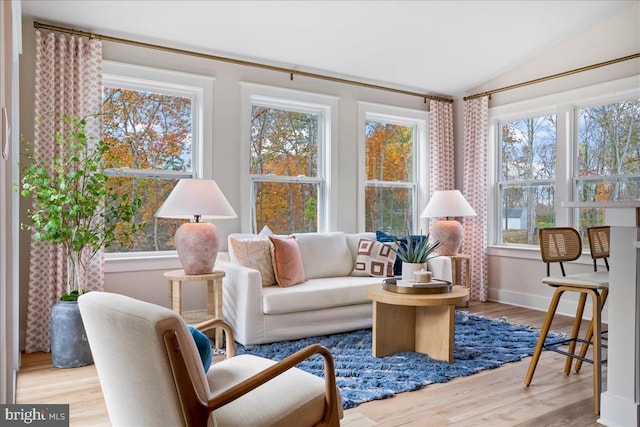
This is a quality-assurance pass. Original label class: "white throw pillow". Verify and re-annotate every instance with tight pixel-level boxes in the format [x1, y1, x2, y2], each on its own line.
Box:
[293, 232, 353, 279]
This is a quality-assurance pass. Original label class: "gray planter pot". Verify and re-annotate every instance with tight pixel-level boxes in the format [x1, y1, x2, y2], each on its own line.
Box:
[50, 300, 93, 368]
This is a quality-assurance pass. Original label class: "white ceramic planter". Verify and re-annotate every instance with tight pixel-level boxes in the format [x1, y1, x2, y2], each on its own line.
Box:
[401, 262, 426, 281]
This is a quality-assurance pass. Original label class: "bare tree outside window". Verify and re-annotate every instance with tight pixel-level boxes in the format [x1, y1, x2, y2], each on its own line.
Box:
[499, 114, 556, 245]
[497, 98, 639, 247]
[576, 99, 640, 234]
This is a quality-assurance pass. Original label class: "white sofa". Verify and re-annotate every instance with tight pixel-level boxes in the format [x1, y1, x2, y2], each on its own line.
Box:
[216, 231, 452, 346]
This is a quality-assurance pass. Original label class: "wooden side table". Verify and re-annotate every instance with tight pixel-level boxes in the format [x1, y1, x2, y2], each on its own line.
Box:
[366, 285, 469, 362]
[163, 269, 226, 348]
[445, 254, 471, 306]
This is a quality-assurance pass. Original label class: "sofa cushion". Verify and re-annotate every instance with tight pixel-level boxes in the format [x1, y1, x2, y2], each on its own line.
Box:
[269, 236, 306, 287]
[293, 232, 353, 279]
[229, 237, 276, 287]
[209, 354, 328, 426]
[262, 276, 382, 314]
[352, 238, 396, 277]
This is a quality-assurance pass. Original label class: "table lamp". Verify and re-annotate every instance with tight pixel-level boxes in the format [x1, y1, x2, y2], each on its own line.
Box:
[421, 190, 476, 256]
[156, 179, 237, 275]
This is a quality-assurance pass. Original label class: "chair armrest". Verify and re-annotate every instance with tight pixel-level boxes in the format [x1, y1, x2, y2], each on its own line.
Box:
[164, 332, 340, 427]
[194, 319, 236, 358]
[207, 343, 340, 426]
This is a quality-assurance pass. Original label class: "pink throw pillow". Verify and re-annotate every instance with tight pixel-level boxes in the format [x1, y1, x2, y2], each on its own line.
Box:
[269, 236, 306, 287]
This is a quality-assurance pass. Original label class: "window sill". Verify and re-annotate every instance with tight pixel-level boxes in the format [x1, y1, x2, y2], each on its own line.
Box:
[105, 252, 182, 273]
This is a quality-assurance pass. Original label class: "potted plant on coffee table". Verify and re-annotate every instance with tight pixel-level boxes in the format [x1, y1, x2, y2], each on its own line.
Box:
[21, 113, 144, 368]
[395, 232, 442, 281]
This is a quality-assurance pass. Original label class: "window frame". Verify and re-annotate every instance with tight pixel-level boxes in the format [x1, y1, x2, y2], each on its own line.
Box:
[488, 76, 639, 255]
[240, 83, 339, 233]
[494, 110, 558, 247]
[357, 102, 429, 234]
[102, 61, 214, 269]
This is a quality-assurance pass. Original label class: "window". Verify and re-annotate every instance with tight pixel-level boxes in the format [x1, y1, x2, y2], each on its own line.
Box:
[102, 62, 213, 254]
[498, 114, 556, 245]
[358, 103, 427, 235]
[490, 77, 639, 248]
[242, 84, 337, 234]
[575, 99, 640, 233]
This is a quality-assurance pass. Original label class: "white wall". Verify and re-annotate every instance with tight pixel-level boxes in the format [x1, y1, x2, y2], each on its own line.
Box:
[453, 1, 640, 318]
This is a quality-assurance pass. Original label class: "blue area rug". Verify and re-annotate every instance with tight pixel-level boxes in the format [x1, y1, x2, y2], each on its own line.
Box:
[237, 311, 562, 410]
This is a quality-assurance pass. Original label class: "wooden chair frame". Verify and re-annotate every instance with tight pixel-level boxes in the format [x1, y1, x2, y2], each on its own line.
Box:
[163, 319, 341, 427]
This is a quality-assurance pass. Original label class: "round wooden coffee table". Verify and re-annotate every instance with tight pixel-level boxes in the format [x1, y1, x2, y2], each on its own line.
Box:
[366, 284, 469, 362]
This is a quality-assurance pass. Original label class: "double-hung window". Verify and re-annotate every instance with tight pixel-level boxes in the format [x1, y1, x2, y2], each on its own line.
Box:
[358, 103, 427, 235]
[242, 84, 337, 234]
[102, 62, 213, 254]
[497, 114, 557, 245]
[491, 77, 639, 249]
[574, 99, 640, 233]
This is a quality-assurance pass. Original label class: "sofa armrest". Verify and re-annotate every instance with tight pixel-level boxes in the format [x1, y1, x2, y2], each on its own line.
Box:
[427, 256, 452, 282]
[215, 260, 264, 345]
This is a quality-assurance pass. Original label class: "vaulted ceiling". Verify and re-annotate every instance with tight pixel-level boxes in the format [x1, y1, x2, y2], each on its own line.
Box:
[20, 1, 635, 97]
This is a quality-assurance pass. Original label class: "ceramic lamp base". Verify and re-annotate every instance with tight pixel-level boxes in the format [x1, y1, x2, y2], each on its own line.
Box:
[174, 221, 219, 275]
[432, 219, 463, 256]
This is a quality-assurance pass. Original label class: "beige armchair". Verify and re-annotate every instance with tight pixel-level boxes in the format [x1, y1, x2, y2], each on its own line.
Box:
[78, 292, 342, 426]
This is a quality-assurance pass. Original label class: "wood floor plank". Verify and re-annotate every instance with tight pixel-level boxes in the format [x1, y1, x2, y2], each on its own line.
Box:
[15, 301, 605, 426]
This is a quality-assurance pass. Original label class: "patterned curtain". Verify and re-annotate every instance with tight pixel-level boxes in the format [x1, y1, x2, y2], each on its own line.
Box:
[428, 100, 455, 193]
[25, 30, 103, 353]
[461, 97, 489, 302]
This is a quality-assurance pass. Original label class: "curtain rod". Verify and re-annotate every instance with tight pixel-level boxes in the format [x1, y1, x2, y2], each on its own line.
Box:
[464, 52, 640, 101]
[34, 21, 454, 104]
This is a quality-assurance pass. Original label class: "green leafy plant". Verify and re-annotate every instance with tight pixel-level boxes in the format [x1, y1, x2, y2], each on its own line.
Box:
[394, 232, 442, 263]
[21, 114, 145, 301]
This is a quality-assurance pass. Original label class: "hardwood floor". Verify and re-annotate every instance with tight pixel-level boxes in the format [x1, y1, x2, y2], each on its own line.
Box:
[15, 301, 605, 426]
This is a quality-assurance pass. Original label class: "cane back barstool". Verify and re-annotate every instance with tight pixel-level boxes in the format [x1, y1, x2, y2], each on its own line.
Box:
[573, 226, 610, 373]
[525, 227, 609, 415]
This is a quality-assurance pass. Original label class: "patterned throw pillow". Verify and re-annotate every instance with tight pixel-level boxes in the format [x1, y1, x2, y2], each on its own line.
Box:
[229, 237, 276, 287]
[269, 236, 306, 287]
[353, 238, 396, 278]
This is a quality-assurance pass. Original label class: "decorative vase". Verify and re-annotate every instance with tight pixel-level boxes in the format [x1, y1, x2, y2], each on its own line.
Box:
[50, 300, 93, 368]
[401, 262, 426, 281]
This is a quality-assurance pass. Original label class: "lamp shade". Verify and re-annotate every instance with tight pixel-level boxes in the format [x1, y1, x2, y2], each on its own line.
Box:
[155, 178, 237, 220]
[420, 190, 476, 219]
[156, 179, 237, 275]
[421, 190, 476, 256]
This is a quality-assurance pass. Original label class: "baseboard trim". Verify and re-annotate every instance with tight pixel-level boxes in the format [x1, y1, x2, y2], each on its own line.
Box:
[487, 288, 609, 324]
